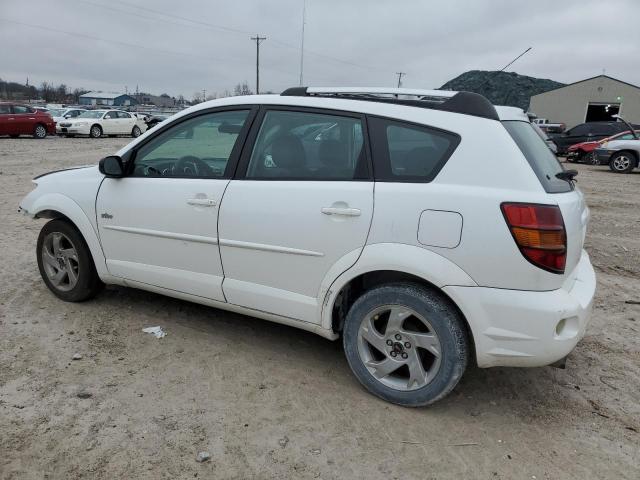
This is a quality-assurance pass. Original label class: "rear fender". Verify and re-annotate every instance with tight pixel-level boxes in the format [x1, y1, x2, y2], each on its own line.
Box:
[320, 242, 477, 331]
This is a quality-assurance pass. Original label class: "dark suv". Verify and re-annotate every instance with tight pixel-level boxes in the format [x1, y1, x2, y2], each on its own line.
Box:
[552, 121, 630, 155]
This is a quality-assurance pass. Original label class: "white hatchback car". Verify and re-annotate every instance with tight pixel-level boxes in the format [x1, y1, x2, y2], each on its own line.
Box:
[19, 87, 596, 406]
[57, 109, 145, 138]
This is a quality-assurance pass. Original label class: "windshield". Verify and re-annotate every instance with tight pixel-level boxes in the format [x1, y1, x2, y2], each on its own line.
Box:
[48, 108, 65, 117]
[503, 121, 572, 193]
[77, 111, 105, 119]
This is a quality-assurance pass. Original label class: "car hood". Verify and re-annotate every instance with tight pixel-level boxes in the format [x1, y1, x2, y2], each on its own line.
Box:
[568, 141, 598, 150]
[34, 164, 98, 181]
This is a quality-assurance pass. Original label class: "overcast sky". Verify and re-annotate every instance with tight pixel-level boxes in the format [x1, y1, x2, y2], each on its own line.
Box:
[1, 0, 638, 99]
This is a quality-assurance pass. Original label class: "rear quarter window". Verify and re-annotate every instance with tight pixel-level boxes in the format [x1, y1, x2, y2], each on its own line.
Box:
[503, 121, 572, 193]
[368, 116, 460, 182]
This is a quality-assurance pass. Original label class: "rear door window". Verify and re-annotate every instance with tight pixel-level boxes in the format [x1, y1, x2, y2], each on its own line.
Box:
[0, 105, 10, 114]
[12, 106, 34, 114]
[368, 116, 459, 182]
[503, 121, 572, 193]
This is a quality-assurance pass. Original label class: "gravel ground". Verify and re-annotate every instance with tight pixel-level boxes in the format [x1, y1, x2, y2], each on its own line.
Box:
[1, 136, 639, 479]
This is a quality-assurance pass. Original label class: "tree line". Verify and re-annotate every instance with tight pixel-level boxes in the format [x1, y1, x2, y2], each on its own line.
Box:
[1, 78, 267, 106]
[0, 78, 90, 103]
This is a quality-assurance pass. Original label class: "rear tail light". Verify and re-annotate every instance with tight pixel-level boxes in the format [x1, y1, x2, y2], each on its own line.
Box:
[501, 203, 566, 274]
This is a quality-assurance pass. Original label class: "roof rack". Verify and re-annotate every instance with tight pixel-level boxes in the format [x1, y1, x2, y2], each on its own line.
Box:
[280, 86, 499, 121]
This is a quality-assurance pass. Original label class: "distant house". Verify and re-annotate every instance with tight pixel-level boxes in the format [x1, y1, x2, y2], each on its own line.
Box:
[79, 92, 138, 107]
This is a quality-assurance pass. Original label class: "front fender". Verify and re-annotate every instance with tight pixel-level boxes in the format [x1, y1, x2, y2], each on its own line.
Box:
[20, 192, 109, 279]
[320, 242, 477, 331]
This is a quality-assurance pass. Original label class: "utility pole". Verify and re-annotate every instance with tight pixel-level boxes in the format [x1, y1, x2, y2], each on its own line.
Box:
[251, 35, 267, 94]
[396, 72, 406, 88]
[299, 0, 306, 86]
[202, 89, 206, 101]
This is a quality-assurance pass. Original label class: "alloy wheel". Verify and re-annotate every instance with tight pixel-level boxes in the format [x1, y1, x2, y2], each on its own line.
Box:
[35, 125, 46, 138]
[41, 232, 79, 292]
[357, 304, 442, 391]
[613, 155, 631, 171]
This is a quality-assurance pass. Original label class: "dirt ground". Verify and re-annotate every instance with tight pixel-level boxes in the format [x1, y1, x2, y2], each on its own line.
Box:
[1, 136, 639, 480]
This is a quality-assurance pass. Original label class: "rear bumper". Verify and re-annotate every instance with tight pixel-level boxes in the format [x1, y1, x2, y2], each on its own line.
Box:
[444, 250, 596, 368]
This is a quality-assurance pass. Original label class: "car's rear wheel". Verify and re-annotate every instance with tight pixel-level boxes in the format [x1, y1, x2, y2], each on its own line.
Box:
[89, 125, 102, 138]
[131, 125, 142, 137]
[609, 152, 636, 173]
[33, 124, 47, 139]
[37, 219, 103, 302]
[342, 283, 469, 407]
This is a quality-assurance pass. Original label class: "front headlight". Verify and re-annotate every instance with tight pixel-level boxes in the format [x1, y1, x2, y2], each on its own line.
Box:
[600, 142, 608, 148]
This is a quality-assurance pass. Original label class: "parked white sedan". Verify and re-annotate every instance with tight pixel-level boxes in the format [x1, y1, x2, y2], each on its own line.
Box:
[57, 109, 145, 138]
[49, 108, 86, 133]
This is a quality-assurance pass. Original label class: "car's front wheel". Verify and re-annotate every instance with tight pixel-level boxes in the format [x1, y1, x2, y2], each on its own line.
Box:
[89, 124, 102, 138]
[131, 125, 142, 137]
[37, 219, 103, 302]
[342, 283, 469, 407]
[609, 152, 636, 173]
[584, 152, 599, 165]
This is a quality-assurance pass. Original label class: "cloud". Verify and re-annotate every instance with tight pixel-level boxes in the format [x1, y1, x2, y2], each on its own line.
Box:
[1, 0, 638, 99]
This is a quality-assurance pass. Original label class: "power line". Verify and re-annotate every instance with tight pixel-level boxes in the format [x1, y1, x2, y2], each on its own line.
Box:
[251, 35, 267, 94]
[73, 0, 390, 75]
[0, 17, 297, 78]
[396, 72, 406, 88]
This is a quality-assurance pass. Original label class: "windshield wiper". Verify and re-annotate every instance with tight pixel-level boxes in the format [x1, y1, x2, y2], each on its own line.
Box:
[556, 169, 578, 183]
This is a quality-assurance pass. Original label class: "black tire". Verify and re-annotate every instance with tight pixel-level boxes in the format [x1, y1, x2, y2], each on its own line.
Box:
[36, 219, 104, 302]
[584, 151, 599, 165]
[89, 124, 102, 138]
[609, 151, 637, 173]
[33, 124, 47, 139]
[342, 283, 469, 407]
[131, 125, 141, 137]
[9, 134, 20, 138]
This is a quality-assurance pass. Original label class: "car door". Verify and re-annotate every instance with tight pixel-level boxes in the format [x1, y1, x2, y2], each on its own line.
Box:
[96, 107, 255, 301]
[0, 104, 12, 135]
[102, 111, 118, 133]
[117, 111, 135, 134]
[218, 107, 374, 323]
[11, 105, 36, 135]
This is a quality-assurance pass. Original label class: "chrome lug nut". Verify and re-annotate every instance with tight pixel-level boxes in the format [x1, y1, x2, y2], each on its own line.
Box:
[404, 342, 411, 348]
[394, 334, 402, 340]
[386, 339, 393, 346]
[390, 351, 397, 357]
[401, 352, 408, 359]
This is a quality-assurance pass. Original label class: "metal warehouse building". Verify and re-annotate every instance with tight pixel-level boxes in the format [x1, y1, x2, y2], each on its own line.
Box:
[529, 75, 640, 128]
[79, 92, 138, 107]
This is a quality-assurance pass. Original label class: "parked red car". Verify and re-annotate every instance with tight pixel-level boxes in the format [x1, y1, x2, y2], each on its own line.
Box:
[567, 129, 640, 164]
[0, 103, 56, 139]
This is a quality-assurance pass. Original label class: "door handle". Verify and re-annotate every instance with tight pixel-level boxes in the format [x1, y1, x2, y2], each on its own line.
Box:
[187, 198, 216, 207]
[321, 207, 361, 217]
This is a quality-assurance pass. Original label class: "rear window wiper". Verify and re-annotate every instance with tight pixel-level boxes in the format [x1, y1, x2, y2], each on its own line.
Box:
[556, 169, 578, 183]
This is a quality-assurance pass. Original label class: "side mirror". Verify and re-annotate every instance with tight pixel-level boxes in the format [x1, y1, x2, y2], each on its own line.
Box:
[99, 156, 125, 178]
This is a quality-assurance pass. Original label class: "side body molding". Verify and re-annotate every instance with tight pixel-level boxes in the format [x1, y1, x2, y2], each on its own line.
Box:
[21, 193, 112, 281]
[320, 242, 477, 331]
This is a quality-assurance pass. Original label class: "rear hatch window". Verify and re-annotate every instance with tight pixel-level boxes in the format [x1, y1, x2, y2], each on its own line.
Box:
[503, 120, 572, 193]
